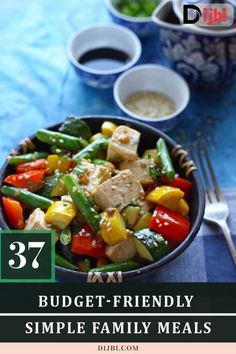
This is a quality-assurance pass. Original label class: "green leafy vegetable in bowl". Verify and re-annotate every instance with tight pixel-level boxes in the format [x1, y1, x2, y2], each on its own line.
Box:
[59, 115, 92, 140]
[116, 0, 160, 18]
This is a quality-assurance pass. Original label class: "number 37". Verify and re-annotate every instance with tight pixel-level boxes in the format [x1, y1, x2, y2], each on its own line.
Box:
[9, 242, 45, 270]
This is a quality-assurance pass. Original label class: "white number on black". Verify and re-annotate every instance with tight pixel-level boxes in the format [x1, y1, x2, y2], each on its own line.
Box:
[9, 241, 45, 269]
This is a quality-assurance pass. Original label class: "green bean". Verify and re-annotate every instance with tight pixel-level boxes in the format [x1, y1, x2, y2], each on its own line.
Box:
[36, 129, 88, 151]
[1, 186, 52, 210]
[7, 152, 48, 165]
[63, 174, 100, 232]
[90, 260, 141, 273]
[60, 227, 72, 245]
[57, 228, 79, 265]
[92, 159, 106, 166]
[78, 258, 91, 272]
[157, 138, 175, 181]
[55, 254, 78, 271]
[72, 137, 109, 161]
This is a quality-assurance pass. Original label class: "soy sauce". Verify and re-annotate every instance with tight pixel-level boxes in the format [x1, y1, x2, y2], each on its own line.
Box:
[78, 47, 130, 71]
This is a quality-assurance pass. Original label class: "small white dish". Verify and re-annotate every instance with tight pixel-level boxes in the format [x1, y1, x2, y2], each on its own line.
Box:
[68, 24, 142, 89]
[113, 64, 190, 131]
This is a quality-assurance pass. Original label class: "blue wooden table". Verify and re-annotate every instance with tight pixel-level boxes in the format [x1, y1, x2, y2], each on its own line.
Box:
[0, 0, 236, 281]
[0, 0, 236, 188]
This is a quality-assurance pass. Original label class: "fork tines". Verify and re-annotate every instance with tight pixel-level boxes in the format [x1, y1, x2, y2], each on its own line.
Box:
[191, 143, 224, 204]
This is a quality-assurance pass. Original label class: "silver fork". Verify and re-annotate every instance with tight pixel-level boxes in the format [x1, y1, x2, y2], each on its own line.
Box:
[194, 143, 236, 266]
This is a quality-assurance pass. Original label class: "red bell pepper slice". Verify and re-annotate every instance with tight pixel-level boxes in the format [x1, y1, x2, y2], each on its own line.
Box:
[145, 176, 192, 199]
[16, 159, 48, 174]
[70, 161, 77, 169]
[4, 170, 45, 192]
[150, 205, 190, 245]
[71, 225, 106, 258]
[2, 197, 25, 229]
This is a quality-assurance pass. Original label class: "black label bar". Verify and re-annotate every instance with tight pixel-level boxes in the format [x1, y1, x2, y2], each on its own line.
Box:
[0, 315, 235, 342]
[0, 283, 235, 313]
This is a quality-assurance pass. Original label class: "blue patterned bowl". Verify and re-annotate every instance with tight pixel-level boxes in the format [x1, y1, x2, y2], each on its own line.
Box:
[113, 64, 190, 132]
[153, 0, 236, 87]
[68, 24, 141, 89]
[104, 0, 159, 37]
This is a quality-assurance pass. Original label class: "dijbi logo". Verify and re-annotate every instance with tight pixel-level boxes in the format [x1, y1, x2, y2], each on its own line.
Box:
[183, 3, 234, 27]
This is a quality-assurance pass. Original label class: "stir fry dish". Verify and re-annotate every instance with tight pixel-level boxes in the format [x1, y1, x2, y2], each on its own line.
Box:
[0, 118, 192, 273]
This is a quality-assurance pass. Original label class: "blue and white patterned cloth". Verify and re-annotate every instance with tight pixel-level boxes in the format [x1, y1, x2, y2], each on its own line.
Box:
[142, 189, 236, 282]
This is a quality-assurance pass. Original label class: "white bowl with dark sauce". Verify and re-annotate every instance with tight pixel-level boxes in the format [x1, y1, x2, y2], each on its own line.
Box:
[68, 24, 142, 89]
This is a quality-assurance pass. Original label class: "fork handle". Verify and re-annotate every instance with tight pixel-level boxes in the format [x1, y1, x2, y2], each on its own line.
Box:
[219, 221, 236, 267]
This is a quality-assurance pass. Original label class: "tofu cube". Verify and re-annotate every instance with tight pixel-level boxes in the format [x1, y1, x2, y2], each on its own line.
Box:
[107, 125, 140, 162]
[120, 158, 154, 186]
[105, 237, 137, 263]
[79, 161, 111, 194]
[61, 194, 73, 203]
[91, 169, 144, 211]
[25, 208, 50, 231]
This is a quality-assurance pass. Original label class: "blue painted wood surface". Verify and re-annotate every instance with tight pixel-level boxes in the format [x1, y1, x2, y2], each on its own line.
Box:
[0, 0, 235, 188]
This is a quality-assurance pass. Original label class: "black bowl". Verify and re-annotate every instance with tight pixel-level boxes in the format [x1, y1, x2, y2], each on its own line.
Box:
[0, 116, 205, 282]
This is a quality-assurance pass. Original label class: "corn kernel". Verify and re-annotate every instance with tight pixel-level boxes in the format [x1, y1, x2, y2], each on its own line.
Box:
[101, 121, 117, 137]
